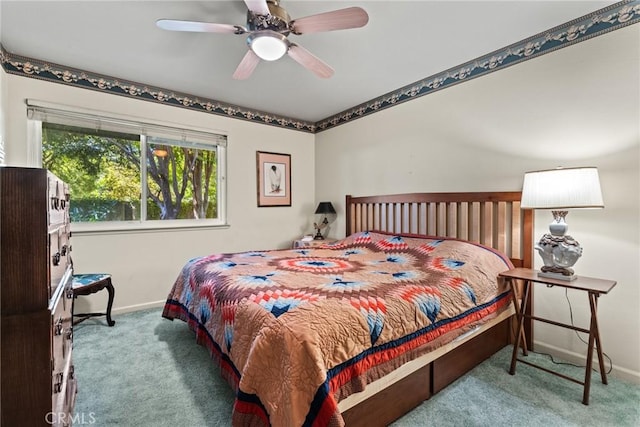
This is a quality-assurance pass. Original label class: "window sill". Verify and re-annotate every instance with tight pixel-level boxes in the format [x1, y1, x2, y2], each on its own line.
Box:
[71, 220, 230, 236]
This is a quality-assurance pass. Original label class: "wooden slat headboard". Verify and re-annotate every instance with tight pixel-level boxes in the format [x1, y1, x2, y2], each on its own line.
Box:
[345, 192, 533, 268]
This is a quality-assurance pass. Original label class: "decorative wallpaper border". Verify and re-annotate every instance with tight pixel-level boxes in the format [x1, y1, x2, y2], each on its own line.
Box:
[315, 0, 640, 132]
[1, 0, 638, 134]
[0, 49, 317, 133]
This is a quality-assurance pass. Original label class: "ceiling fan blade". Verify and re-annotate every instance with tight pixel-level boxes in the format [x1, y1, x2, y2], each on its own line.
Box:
[244, 0, 270, 15]
[291, 7, 369, 34]
[232, 50, 261, 80]
[156, 19, 242, 34]
[287, 44, 334, 79]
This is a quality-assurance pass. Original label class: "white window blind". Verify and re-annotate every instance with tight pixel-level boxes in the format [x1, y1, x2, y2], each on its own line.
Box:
[26, 101, 228, 147]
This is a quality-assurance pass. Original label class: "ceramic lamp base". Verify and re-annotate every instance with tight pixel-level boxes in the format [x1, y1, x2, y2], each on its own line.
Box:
[538, 270, 578, 281]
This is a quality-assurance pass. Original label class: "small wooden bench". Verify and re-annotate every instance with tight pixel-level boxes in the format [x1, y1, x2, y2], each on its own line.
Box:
[72, 273, 115, 326]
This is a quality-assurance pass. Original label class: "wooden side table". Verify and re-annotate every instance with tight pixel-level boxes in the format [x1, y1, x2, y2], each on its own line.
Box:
[499, 268, 616, 405]
[72, 273, 116, 326]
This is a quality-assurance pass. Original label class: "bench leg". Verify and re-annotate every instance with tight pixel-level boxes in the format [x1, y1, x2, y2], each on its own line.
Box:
[105, 281, 115, 326]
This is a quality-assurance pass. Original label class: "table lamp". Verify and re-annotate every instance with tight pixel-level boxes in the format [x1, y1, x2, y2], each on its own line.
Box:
[313, 201, 336, 240]
[521, 166, 604, 281]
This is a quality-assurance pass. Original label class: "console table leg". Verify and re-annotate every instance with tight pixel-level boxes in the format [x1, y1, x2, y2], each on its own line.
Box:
[583, 292, 600, 405]
[510, 280, 530, 375]
[590, 293, 608, 385]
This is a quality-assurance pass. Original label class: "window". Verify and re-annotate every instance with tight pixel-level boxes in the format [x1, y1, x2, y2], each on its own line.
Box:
[29, 102, 227, 231]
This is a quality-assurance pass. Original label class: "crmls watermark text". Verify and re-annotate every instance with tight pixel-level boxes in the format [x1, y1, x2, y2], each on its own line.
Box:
[45, 412, 97, 425]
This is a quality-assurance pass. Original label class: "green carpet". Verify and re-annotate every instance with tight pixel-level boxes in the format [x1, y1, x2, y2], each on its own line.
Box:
[73, 308, 640, 426]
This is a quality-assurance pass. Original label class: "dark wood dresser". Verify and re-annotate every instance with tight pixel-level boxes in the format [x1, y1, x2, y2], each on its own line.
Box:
[1, 167, 76, 426]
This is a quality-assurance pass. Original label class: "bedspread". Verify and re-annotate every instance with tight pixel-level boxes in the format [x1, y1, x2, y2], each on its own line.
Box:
[163, 231, 513, 426]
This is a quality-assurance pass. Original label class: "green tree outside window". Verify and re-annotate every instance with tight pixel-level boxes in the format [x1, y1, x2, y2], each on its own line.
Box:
[42, 123, 218, 222]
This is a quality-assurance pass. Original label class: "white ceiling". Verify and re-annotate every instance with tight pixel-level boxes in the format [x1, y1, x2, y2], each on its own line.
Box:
[0, 1, 616, 123]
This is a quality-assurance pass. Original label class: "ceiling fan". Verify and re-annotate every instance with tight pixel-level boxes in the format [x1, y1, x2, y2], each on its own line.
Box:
[157, 0, 369, 80]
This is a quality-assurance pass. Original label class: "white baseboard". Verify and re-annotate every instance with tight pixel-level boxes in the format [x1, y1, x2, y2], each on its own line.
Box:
[533, 340, 640, 385]
[111, 300, 166, 315]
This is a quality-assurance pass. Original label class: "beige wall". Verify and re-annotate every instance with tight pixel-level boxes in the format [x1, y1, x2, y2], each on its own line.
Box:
[315, 25, 640, 383]
[4, 74, 316, 313]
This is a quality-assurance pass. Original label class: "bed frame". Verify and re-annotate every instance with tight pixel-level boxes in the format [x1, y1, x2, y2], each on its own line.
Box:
[340, 192, 533, 426]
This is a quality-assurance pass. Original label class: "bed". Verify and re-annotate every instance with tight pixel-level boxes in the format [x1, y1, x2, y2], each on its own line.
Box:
[163, 192, 533, 426]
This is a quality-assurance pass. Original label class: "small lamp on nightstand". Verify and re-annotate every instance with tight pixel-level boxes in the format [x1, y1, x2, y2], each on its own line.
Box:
[313, 201, 336, 240]
[521, 166, 604, 281]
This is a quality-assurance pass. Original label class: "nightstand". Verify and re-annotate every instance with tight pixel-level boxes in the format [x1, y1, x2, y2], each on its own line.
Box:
[292, 238, 337, 249]
[499, 268, 616, 405]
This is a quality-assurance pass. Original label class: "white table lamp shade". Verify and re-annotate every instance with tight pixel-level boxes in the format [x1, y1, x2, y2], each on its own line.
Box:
[521, 167, 604, 210]
[520, 166, 604, 281]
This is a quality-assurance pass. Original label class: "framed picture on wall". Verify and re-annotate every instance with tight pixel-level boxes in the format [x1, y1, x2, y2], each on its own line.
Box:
[256, 151, 291, 207]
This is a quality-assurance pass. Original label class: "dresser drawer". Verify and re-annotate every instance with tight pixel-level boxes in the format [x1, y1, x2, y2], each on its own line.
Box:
[51, 278, 73, 385]
[49, 228, 71, 295]
[50, 271, 74, 427]
[51, 359, 75, 427]
[65, 365, 77, 418]
[62, 270, 74, 313]
[63, 183, 71, 224]
[66, 366, 77, 407]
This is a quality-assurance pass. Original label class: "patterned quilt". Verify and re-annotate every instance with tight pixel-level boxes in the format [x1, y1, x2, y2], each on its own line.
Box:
[163, 231, 513, 426]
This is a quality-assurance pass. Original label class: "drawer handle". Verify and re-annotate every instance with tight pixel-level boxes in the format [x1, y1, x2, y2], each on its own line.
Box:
[52, 252, 61, 266]
[54, 318, 63, 336]
[61, 245, 68, 256]
[66, 287, 74, 300]
[53, 372, 63, 393]
[66, 327, 73, 341]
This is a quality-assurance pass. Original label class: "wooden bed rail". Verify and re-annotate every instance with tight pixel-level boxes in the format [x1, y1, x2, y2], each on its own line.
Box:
[345, 192, 533, 268]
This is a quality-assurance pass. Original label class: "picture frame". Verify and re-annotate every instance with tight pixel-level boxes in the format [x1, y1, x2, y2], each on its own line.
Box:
[256, 151, 291, 207]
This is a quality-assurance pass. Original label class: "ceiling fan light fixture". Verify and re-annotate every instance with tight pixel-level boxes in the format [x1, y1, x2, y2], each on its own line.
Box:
[248, 31, 289, 61]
